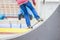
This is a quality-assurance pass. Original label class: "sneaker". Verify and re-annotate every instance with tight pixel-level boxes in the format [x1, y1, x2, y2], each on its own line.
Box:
[28, 26, 33, 29]
[37, 18, 43, 22]
[18, 15, 21, 20]
[28, 27, 33, 29]
[18, 14, 24, 20]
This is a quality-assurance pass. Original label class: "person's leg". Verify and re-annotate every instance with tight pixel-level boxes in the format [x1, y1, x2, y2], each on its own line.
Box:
[20, 4, 31, 27]
[26, 7, 33, 20]
[18, 8, 23, 20]
[18, 7, 33, 20]
[25, 1, 40, 20]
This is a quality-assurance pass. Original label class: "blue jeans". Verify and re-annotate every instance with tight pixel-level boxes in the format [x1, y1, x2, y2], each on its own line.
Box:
[20, 1, 40, 27]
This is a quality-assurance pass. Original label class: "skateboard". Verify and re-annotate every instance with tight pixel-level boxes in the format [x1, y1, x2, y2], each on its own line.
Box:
[30, 19, 43, 28]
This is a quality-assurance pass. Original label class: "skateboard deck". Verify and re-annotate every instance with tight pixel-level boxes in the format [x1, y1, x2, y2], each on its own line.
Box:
[31, 19, 43, 28]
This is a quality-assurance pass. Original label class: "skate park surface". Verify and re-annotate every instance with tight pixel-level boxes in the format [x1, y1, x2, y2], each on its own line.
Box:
[0, 0, 59, 39]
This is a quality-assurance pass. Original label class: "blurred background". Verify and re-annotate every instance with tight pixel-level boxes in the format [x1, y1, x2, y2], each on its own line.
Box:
[0, 0, 60, 40]
[0, 0, 59, 28]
